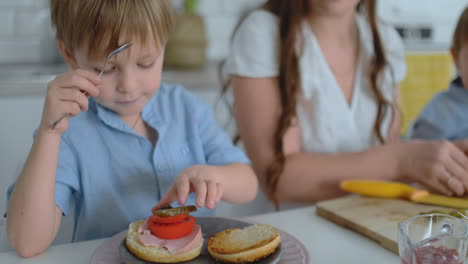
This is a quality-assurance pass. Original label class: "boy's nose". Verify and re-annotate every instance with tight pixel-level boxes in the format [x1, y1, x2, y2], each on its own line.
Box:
[116, 72, 137, 93]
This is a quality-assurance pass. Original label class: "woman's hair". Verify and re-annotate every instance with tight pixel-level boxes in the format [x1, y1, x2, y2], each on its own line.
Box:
[452, 7, 468, 56]
[222, 0, 389, 206]
[50, 0, 174, 60]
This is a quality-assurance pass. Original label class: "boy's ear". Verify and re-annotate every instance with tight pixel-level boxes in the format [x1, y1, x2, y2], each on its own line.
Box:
[57, 40, 79, 70]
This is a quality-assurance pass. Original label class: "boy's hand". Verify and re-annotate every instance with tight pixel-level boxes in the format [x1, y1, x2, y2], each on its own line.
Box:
[40, 69, 101, 134]
[153, 165, 224, 211]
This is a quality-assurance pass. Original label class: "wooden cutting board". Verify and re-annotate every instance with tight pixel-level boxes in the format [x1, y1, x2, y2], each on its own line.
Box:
[316, 195, 460, 255]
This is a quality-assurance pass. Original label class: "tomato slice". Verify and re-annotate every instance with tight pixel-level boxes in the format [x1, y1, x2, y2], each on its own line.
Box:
[148, 215, 196, 239]
[149, 214, 188, 224]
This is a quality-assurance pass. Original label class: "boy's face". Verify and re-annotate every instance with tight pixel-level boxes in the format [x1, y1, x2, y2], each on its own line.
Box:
[66, 40, 164, 120]
[453, 43, 468, 89]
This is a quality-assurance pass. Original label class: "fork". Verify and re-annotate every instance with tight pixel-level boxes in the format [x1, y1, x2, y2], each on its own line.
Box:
[51, 42, 134, 130]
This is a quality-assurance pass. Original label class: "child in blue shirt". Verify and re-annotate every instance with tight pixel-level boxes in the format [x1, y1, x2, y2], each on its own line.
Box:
[408, 7, 468, 140]
[6, 0, 258, 258]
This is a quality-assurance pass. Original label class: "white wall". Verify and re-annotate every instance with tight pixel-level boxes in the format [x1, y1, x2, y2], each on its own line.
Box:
[197, 0, 265, 61]
[0, 97, 44, 206]
[0, 0, 466, 64]
[0, 96, 45, 251]
[0, 0, 58, 64]
[378, 0, 468, 48]
[0, 0, 265, 64]
[379, 0, 467, 21]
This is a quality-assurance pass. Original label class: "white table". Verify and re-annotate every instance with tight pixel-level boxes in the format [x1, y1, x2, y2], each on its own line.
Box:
[0, 206, 399, 264]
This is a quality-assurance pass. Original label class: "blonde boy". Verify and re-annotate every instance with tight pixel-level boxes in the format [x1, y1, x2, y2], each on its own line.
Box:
[6, 0, 257, 257]
[409, 7, 468, 140]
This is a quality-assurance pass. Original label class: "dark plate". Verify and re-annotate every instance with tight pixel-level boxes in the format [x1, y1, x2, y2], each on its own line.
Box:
[119, 217, 281, 264]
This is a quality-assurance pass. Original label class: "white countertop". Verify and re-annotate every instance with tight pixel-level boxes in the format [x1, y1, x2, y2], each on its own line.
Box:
[0, 206, 400, 264]
[0, 63, 221, 97]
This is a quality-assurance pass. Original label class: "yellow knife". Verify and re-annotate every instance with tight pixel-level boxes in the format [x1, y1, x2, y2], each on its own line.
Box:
[340, 180, 468, 209]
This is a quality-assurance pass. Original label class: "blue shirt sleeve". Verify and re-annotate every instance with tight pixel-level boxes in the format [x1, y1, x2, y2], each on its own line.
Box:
[407, 93, 452, 140]
[191, 94, 250, 165]
[54, 136, 81, 215]
[408, 118, 446, 140]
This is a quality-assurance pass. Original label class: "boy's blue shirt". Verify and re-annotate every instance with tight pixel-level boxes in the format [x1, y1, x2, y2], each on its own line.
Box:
[7, 83, 249, 242]
[408, 77, 468, 140]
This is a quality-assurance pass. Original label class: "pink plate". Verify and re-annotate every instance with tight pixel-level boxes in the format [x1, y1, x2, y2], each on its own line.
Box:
[89, 216, 308, 264]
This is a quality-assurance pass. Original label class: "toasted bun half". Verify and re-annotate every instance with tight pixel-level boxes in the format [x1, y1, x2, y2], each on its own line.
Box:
[125, 220, 203, 263]
[207, 223, 281, 263]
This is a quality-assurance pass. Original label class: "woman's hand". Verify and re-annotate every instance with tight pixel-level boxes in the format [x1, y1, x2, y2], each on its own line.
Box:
[40, 69, 101, 134]
[153, 165, 224, 211]
[398, 140, 468, 196]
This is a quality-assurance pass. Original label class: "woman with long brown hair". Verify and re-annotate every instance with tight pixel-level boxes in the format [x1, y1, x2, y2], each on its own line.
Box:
[223, 0, 468, 208]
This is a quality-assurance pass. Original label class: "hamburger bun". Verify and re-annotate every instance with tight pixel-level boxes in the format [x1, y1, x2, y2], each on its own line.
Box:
[207, 223, 281, 263]
[126, 220, 203, 263]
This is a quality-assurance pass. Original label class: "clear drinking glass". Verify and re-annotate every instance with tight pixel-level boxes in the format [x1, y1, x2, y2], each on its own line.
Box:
[398, 213, 468, 264]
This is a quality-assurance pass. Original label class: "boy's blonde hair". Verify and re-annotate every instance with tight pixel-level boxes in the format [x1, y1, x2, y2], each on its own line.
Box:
[50, 0, 174, 60]
[452, 7, 468, 56]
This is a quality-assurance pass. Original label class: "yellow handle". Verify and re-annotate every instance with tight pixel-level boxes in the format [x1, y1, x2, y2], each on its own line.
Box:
[340, 180, 417, 199]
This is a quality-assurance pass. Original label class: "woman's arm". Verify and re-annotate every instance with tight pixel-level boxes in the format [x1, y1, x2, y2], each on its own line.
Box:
[7, 130, 63, 258]
[232, 76, 468, 203]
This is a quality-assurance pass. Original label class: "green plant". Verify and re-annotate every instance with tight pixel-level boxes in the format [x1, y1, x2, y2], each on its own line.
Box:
[184, 0, 199, 14]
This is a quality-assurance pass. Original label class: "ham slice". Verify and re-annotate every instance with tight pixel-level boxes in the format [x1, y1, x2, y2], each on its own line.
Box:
[165, 225, 202, 254]
[138, 231, 165, 247]
[137, 221, 149, 234]
[137, 221, 203, 254]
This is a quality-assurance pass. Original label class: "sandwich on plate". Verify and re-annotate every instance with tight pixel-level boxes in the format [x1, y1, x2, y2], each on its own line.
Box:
[126, 205, 203, 263]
